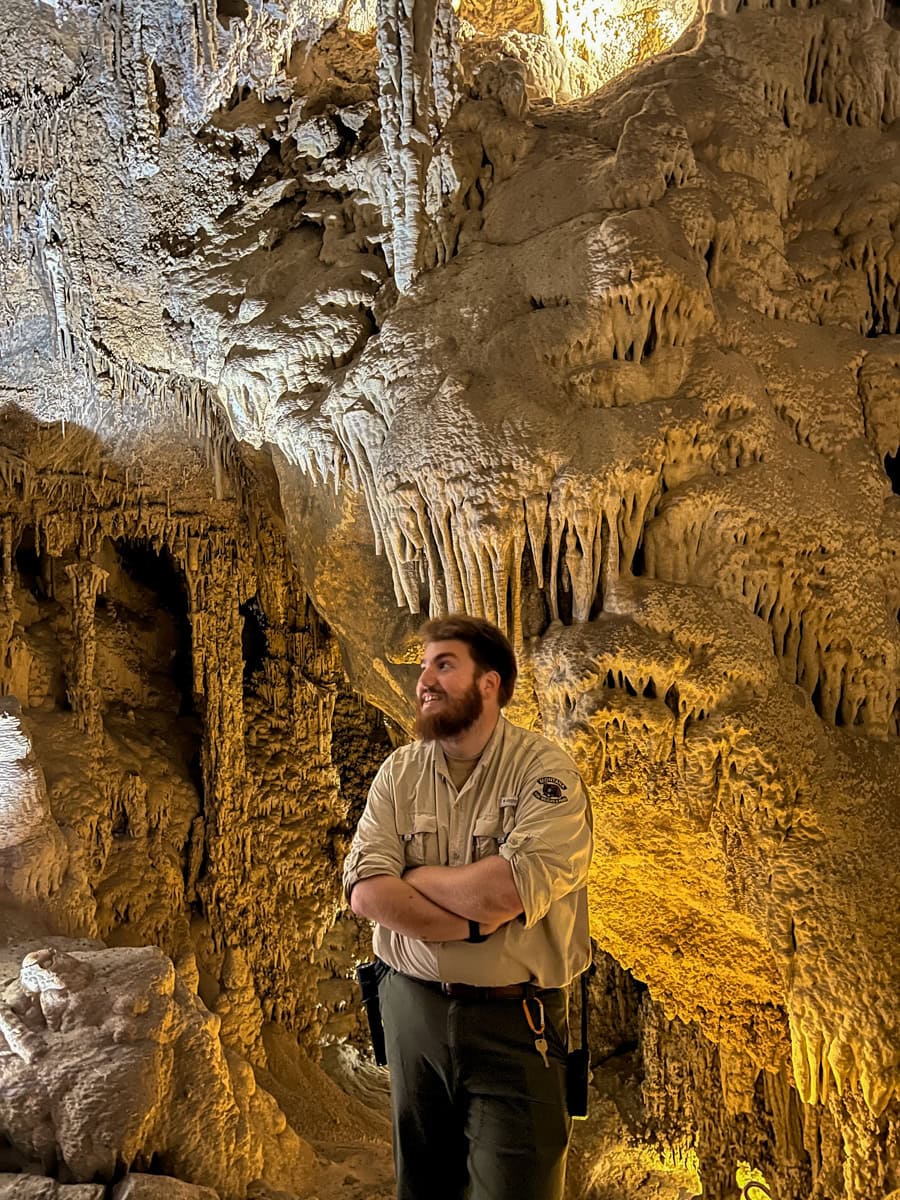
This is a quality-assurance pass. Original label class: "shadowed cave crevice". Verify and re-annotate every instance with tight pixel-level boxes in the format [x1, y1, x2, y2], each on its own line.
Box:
[14, 527, 49, 601]
[240, 593, 269, 685]
[885, 449, 900, 495]
[0, 1130, 31, 1173]
[216, 0, 249, 29]
[110, 538, 197, 720]
[95, 539, 207, 941]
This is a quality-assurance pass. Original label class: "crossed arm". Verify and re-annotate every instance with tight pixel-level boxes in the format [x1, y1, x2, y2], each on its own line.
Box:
[349, 856, 524, 942]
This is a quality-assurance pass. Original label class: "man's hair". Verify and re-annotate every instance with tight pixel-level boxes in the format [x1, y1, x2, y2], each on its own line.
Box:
[419, 614, 518, 707]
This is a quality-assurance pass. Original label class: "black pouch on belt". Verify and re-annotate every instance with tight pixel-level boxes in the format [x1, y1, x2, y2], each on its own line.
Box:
[356, 959, 389, 1066]
[566, 965, 593, 1119]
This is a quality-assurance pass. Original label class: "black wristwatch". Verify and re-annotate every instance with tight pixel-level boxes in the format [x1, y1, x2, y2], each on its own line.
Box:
[466, 920, 488, 943]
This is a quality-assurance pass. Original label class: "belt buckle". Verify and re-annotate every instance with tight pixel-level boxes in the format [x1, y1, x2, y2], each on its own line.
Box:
[441, 981, 480, 999]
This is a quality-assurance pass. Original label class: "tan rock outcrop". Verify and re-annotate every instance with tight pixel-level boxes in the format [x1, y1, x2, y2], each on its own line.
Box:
[0, 1177, 104, 1199]
[0, 940, 314, 1198]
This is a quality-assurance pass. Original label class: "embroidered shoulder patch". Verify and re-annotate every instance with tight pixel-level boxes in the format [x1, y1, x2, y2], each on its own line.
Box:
[532, 776, 568, 804]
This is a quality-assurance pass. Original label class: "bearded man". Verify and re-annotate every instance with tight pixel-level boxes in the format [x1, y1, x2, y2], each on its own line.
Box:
[343, 614, 594, 1200]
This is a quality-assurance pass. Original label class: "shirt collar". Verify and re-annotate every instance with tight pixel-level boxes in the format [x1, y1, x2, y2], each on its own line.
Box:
[433, 714, 508, 782]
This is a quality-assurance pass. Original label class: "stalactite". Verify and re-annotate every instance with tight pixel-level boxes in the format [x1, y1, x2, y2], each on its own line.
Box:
[375, 0, 461, 291]
[351, 462, 682, 647]
[640, 490, 899, 738]
[534, 581, 900, 1135]
[639, 999, 823, 1200]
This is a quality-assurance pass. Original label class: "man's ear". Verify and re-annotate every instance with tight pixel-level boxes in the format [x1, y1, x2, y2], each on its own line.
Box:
[480, 669, 501, 700]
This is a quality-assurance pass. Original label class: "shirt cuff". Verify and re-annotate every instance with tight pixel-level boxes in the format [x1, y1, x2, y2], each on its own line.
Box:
[342, 851, 402, 905]
[499, 835, 549, 929]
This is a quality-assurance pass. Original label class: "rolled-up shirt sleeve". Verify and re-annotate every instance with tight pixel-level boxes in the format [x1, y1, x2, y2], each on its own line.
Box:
[342, 759, 405, 903]
[498, 767, 593, 929]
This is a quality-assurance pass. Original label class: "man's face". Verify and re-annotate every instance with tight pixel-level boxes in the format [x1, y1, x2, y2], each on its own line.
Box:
[415, 639, 486, 740]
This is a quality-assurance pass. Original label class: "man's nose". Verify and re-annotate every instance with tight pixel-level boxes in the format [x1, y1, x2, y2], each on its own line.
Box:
[419, 666, 437, 689]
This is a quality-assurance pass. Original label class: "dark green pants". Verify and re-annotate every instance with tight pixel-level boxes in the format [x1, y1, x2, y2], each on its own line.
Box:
[379, 969, 571, 1200]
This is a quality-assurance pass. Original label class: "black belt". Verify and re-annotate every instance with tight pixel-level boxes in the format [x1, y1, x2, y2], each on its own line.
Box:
[404, 974, 536, 1001]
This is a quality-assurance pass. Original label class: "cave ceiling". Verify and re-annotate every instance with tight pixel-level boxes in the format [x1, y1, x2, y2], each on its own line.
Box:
[1, 1, 900, 1198]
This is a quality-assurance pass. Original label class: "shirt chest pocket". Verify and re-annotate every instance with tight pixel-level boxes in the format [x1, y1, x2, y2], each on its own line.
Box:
[472, 797, 518, 861]
[400, 813, 439, 867]
[472, 815, 504, 861]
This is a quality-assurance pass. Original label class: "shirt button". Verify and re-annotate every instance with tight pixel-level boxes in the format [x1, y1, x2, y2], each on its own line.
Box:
[450, 852, 459, 864]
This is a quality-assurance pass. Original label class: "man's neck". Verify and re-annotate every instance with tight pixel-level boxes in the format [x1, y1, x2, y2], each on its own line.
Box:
[438, 709, 501, 760]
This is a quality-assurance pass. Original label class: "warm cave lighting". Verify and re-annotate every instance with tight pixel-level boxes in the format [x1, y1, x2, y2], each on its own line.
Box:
[448, 0, 698, 97]
[737, 1161, 773, 1198]
[545, 0, 698, 86]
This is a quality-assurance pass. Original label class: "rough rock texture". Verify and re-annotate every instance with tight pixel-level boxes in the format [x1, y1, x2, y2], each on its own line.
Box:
[0, 1179, 104, 1200]
[111, 1174, 220, 1199]
[0, 939, 312, 1194]
[0, 428, 388, 1195]
[2, 0, 900, 1198]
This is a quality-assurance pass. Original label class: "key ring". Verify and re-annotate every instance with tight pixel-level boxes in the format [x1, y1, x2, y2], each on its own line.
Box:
[522, 995, 545, 1034]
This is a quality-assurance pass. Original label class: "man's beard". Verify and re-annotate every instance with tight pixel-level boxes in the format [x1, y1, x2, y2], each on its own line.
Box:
[415, 679, 484, 741]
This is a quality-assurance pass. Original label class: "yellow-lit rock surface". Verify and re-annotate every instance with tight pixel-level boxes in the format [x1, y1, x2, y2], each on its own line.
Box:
[1, 0, 900, 1197]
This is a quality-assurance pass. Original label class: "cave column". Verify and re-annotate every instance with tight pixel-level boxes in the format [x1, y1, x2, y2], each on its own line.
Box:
[0, 517, 22, 703]
[64, 561, 108, 738]
[1, 516, 16, 653]
[184, 532, 248, 949]
[2, 517, 14, 605]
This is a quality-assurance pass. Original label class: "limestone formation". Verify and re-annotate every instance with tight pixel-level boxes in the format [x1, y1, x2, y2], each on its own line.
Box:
[111, 1179, 219, 1200]
[2, 0, 900, 1198]
[0, 940, 313, 1195]
[0, 1179, 105, 1199]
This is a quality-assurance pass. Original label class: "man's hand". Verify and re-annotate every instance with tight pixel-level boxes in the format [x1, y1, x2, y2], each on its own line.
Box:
[403, 856, 524, 926]
[472, 913, 509, 936]
[349, 874, 471, 941]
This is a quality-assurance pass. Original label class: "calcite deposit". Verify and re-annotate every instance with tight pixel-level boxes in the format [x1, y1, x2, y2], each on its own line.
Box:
[2, 0, 899, 1197]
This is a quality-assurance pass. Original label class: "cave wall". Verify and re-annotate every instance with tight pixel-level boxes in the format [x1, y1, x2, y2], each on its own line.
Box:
[0, 411, 392, 1195]
[2, 0, 900, 1198]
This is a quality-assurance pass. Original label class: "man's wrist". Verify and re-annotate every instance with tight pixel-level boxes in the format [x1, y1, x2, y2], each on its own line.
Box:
[465, 919, 488, 943]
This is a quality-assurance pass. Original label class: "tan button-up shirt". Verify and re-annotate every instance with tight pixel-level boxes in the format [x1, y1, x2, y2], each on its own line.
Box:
[343, 716, 593, 989]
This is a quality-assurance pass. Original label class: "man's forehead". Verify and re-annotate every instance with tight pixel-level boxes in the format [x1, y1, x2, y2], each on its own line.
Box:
[420, 638, 473, 664]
